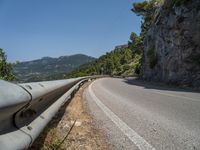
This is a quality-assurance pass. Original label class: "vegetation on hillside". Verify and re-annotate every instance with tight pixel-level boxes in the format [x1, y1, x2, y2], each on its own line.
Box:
[44, 0, 197, 84]
[63, 47, 142, 78]
[7, 0, 163, 81]
[0, 48, 15, 81]
[2, 0, 165, 82]
[14, 54, 95, 82]
[60, 0, 159, 79]
[65, 36, 145, 79]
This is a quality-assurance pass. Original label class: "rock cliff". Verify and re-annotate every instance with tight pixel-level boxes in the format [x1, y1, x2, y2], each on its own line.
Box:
[141, 0, 200, 88]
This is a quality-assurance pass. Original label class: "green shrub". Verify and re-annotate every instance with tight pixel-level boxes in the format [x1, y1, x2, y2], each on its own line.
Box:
[147, 48, 158, 69]
[164, 0, 191, 13]
[0, 48, 16, 81]
[123, 64, 131, 72]
[133, 62, 141, 75]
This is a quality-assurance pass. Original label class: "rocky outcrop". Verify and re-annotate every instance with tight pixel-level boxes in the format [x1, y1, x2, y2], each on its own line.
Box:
[141, 0, 200, 88]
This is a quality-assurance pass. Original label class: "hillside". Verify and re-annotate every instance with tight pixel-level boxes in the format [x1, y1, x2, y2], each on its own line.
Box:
[11, 0, 200, 88]
[63, 0, 200, 89]
[14, 54, 95, 82]
[63, 45, 142, 78]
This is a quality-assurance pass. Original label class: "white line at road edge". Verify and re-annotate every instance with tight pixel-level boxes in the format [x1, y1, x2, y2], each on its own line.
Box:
[88, 82, 156, 150]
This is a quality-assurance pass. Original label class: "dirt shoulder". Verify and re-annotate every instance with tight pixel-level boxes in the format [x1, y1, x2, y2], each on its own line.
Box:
[30, 81, 109, 150]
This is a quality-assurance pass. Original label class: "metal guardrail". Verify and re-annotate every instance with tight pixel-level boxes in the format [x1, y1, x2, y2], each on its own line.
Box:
[0, 76, 97, 149]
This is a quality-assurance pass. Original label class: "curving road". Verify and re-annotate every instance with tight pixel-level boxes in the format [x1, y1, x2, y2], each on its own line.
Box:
[84, 77, 200, 150]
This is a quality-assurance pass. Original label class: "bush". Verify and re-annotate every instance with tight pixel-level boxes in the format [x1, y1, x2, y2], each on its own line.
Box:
[0, 48, 16, 81]
[164, 0, 191, 13]
[133, 62, 141, 75]
[147, 48, 158, 69]
[123, 65, 131, 71]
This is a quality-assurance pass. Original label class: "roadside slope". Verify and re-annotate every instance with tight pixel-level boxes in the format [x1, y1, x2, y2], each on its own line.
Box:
[30, 81, 109, 150]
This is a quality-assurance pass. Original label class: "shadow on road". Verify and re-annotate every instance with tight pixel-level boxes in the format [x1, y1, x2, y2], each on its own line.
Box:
[123, 78, 200, 93]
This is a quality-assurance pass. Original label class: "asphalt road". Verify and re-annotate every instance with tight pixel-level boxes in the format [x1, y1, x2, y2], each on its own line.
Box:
[84, 77, 200, 150]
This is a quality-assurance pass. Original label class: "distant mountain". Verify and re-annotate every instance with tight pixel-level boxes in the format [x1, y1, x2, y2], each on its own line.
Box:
[14, 54, 96, 82]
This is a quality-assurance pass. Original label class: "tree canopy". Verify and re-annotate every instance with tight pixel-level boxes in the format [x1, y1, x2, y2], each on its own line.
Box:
[0, 48, 15, 81]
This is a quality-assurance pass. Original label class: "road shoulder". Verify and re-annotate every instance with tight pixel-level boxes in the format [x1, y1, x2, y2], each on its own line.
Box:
[30, 80, 109, 150]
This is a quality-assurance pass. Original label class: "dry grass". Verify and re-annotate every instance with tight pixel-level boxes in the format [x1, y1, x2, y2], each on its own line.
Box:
[30, 81, 109, 150]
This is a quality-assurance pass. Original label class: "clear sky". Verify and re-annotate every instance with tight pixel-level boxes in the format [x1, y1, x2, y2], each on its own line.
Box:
[0, 0, 143, 62]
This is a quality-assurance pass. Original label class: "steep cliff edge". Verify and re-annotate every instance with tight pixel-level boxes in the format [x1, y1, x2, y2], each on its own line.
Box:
[141, 0, 200, 88]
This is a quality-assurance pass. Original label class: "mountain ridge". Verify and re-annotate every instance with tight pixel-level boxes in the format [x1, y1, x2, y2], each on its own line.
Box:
[14, 54, 96, 82]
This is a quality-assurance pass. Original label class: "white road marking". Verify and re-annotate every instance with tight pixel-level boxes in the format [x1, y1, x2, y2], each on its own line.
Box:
[88, 82, 156, 150]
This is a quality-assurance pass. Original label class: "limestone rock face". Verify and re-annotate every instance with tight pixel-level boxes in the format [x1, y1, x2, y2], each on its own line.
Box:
[141, 0, 200, 87]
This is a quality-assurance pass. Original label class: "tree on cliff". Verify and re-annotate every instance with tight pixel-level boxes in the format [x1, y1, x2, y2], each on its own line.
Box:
[128, 32, 143, 54]
[132, 0, 162, 39]
[0, 48, 15, 81]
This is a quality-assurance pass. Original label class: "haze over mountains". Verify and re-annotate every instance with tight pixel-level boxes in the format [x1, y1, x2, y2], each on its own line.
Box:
[14, 54, 95, 82]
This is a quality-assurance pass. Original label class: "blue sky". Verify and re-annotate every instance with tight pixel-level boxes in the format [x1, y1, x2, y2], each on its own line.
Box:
[0, 0, 143, 62]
